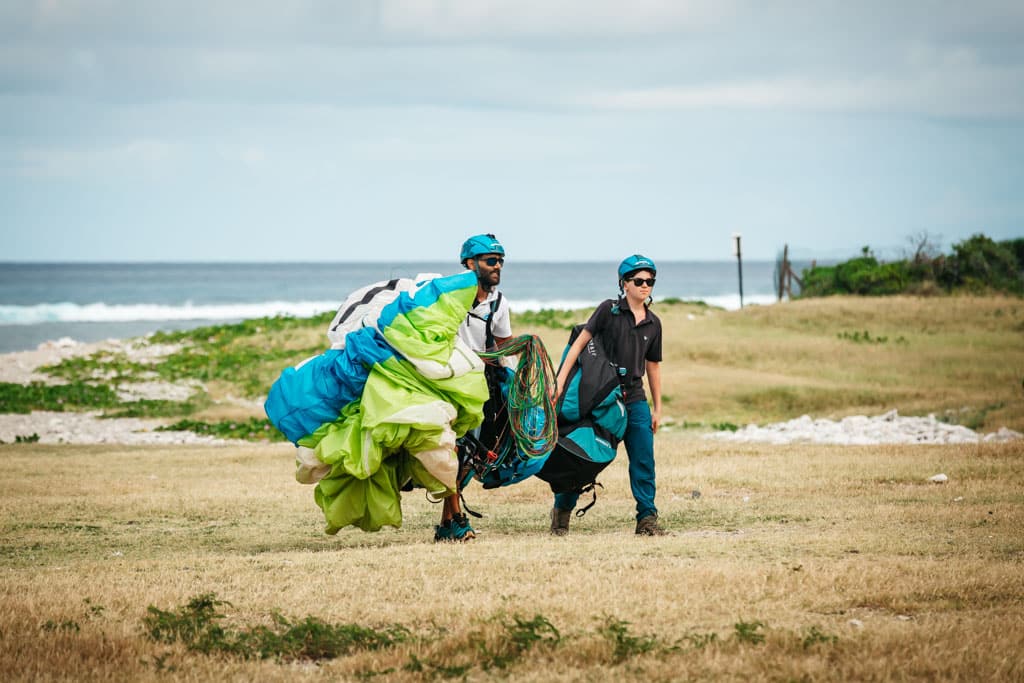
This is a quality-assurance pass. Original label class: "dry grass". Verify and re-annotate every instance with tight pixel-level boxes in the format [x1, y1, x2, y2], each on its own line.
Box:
[2, 435, 1022, 681]
[3, 295, 1022, 680]
[519, 295, 1024, 431]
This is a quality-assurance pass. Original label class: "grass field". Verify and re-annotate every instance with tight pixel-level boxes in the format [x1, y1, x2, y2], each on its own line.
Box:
[2, 295, 1023, 680]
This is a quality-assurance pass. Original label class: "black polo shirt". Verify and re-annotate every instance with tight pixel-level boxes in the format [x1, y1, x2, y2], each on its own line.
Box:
[583, 298, 662, 404]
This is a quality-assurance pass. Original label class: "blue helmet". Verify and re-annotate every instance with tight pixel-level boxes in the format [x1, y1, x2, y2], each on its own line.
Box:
[460, 233, 505, 263]
[458, 233, 505, 264]
[618, 254, 657, 280]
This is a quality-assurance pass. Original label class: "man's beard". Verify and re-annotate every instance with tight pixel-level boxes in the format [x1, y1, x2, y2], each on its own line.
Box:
[478, 270, 500, 292]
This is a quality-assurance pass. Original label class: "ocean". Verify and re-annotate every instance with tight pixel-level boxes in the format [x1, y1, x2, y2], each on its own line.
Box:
[0, 261, 794, 353]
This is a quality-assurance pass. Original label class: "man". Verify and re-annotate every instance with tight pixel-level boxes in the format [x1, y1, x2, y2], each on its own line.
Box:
[434, 233, 512, 542]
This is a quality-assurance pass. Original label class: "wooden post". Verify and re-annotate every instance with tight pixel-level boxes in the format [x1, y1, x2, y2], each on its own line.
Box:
[732, 233, 744, 308]
[779, 244, 789, 301]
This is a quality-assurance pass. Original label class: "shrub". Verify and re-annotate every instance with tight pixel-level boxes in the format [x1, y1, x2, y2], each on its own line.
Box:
[799, 232, 1023, 298]
[948, 234, 1023, 294]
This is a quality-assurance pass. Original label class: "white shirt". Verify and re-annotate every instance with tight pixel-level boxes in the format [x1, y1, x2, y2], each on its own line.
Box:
[457, 290, 511, 352]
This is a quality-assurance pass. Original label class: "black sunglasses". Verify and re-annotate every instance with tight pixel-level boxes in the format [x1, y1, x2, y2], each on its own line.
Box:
[627, 277, 656, 287]
[477, 256, 504, 267]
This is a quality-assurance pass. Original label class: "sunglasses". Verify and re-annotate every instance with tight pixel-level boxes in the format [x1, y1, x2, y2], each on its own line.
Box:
[477, 256, 504, 267]
[627, 277, 656, 287]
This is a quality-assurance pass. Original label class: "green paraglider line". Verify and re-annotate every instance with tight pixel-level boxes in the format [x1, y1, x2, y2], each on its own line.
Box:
[478, 334, 558, 457]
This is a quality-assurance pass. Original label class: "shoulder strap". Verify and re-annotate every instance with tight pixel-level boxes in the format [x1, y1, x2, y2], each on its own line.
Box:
[603, 300, 630, 390]
[485, 292, 502, 350]
[464, 291, 503, 350]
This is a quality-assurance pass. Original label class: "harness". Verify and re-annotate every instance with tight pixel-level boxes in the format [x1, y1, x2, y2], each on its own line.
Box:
[465, 291, 503, 351]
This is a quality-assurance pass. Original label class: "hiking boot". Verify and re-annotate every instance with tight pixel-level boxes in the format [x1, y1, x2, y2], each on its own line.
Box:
[550, 507, 571, 536]
[435, 514, 476, 543]
[449, 514, 476, 541]
[635, 514, 668, 536]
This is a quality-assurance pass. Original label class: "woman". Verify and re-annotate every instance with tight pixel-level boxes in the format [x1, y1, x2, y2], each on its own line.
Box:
[550, 254, 666, 536]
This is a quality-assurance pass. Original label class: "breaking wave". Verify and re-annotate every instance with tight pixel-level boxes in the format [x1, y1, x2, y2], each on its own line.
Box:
[1, 292, 780, 326]
[0, 301, 339, 325]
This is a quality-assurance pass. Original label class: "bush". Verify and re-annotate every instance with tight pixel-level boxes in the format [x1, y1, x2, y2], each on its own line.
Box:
[947, 234, 1023, 294]
[799, 233, 1023, 298]
[834, 256, 909, 295]
[801, 255, 908, 296]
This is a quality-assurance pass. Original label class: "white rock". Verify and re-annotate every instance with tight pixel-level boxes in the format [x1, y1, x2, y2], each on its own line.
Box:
[848, 619, 864, 629]
[929, 473, 948, 483]
[985, 427, 1024, 442]
[705, 410, 1022, 446]
[40, 337, 80, 350]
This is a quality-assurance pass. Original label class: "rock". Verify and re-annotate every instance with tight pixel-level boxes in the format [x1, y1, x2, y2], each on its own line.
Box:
[847, 619, 864, 629]
[38, 337, 80, 350]
[984, 427, 1024, 442]
[705, 411, 1023, 446]
[929, 473, 948, 483]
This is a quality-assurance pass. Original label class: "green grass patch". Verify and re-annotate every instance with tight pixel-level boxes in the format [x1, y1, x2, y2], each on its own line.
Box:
[598, 616, 661, 662]
[101, 397, 206, 419]
[512, 308, 580, 330]
[149, 313, 335, 346]
[477, 613, 561, 670]
[40, 351, 151, 384]
[733, 620, 766, 645]
[0, 381, 121, 413]
[142, 594, 800, 673]
[38, 315, 330, 403]
[156, 417, 287, 442]
[144, 593, 409, 661]
[659, 297, 712, 307]
[837, 330, 909, 345]
[151, 345, 313, 399]
[802, 625, 839, 649]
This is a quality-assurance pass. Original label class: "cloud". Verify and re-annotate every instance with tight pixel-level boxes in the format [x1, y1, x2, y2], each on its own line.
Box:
[377, 0, 735, 38]
[16, 139, 181, 178]
[2, 1, 1022, 122]
[575, 59, 1024, 120]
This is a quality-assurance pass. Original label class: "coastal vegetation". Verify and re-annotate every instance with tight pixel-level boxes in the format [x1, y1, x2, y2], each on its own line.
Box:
[799, 232, 1024, 298]
[2, 292, 1022, 437]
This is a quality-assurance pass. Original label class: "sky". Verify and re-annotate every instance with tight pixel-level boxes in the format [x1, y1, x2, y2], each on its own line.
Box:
[2, 0, 1023, 263]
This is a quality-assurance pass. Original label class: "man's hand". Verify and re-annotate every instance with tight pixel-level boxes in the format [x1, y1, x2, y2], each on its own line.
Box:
[651, 409, 661, 434]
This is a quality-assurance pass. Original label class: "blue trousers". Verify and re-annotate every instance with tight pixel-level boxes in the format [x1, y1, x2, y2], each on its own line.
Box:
[553, 399, 657, 521]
